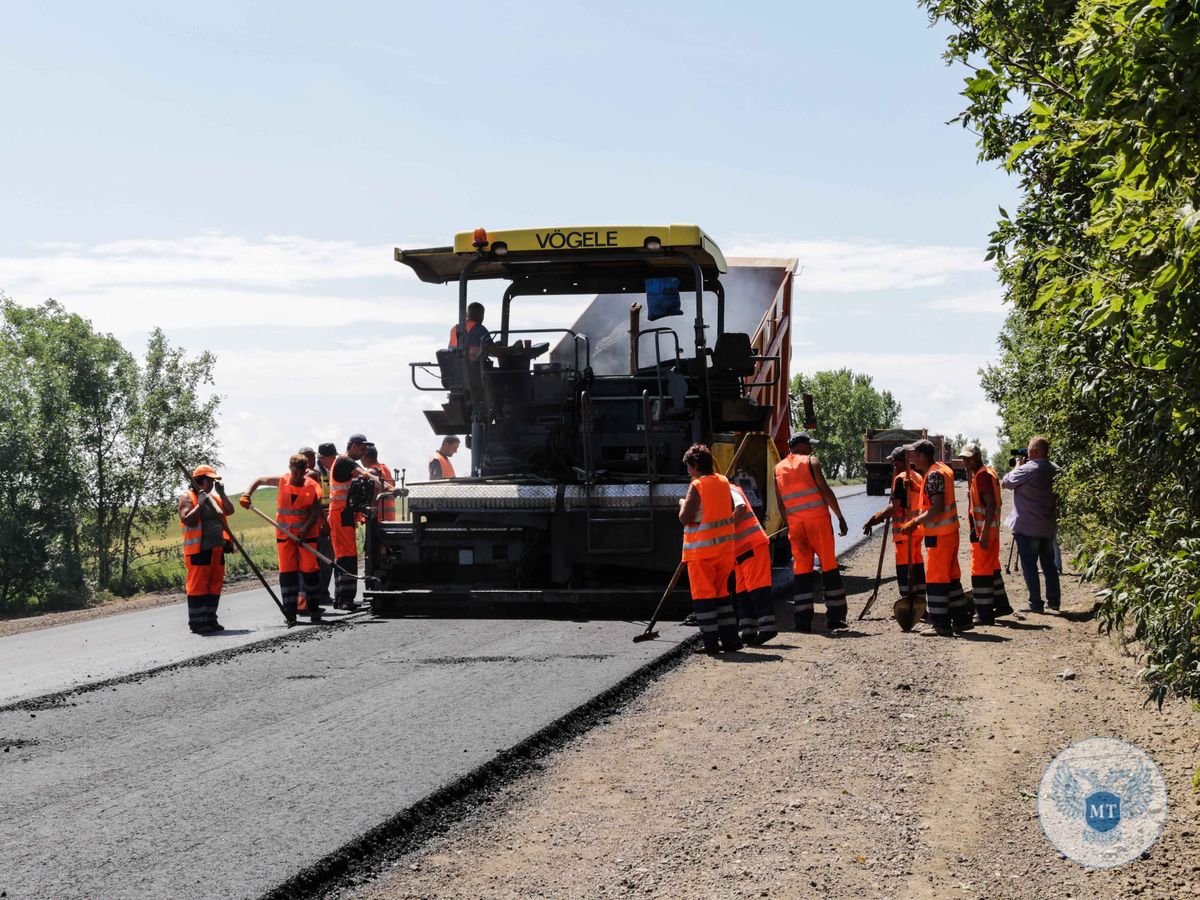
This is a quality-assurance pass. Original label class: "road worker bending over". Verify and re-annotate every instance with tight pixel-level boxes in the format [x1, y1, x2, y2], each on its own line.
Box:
[178, 465, 235, 634]
[900, 439, 972, 635]
[678, 443, 742, 654]
[775, 433, 849, 632]
[958, 442, 1013, 624]
[241, 454, 324, 625]
[327, 434, 381, 611]
[863, 445, 926, 610]
[730, 477, 777, 645]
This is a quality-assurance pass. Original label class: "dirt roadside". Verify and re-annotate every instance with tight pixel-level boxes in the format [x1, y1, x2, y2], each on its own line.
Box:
[354, 486, 1200, 900]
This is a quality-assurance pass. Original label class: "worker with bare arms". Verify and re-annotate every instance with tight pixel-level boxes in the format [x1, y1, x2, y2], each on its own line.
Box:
[240, 453, 324, 624]
[774, 433, 849, 632]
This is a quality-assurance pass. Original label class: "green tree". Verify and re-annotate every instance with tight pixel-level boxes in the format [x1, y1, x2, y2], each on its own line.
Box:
[789, 369, 902, 478]
[949, 433, 989, 465]
[923, 0, 1200, 702]
[0, 299, 221, 612]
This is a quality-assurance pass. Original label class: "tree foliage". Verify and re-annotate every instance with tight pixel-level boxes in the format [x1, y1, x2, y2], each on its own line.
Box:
[923, 0, 1200, 702]
[0, 299, 220, 614]
[789, 369, 902, 478]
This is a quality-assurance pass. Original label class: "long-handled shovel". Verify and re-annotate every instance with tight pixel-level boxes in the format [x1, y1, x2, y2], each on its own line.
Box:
[893, 532, 925, 631]
[242, 501, 371, 581]
[858, 518, 890, 620]
[176, 460, 293, 627]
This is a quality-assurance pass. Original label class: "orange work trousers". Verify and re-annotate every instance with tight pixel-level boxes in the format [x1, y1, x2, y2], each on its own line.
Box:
[735, 542, 773, 594]
[788, 516, 837, 575]
[924, 532, 961, 584]
[969, 528, 1001, 576]
[687, 553, 735, 601]
[328, 508, 358, 558]
[277, 537, 319, 574]
[184, 547, 225, 596]
[893, 532, 924, 566]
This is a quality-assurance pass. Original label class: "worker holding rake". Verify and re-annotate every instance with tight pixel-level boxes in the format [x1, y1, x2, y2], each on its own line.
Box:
[241, 453, 324, 624]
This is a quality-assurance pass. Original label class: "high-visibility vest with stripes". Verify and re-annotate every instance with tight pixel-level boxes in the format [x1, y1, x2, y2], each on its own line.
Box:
[431, 452, 456, 479]
[731, 483, 769, 555]
[329, 457, 353, 512]
[317, 462, 332, 510]
[774, 453, 827, 524]
[681, 474, 736, 562]
[892, 470, 925, 544]
[968, 465, 1002, 536]
[370, 462, 396, 521]
[180, 490, 228, 554]
[919, 460, 959, 537]
[276, 475, 321, 540]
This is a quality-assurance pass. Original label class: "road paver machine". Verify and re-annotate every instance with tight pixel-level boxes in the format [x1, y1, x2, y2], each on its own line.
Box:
[366, 225, 795, 615]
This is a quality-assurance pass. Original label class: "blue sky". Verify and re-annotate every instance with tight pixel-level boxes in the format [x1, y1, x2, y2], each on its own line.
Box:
[0, 1, 1018, 487]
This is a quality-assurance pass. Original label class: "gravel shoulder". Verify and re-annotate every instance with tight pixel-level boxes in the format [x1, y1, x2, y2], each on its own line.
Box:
[354, 486, 1200, 900]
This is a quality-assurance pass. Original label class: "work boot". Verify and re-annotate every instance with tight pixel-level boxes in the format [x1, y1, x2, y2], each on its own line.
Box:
[924, 626, 954, 637]
[826, 615, 848, 630]
[720, 636, 744, 653]
[756, 628, 778, 645]
[953, 619, 974, 633]
[794, 614, 813, 634]
[973, 613, 995, 626]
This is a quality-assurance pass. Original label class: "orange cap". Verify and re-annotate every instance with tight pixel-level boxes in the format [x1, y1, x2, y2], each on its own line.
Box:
[192, 465, 220, 480]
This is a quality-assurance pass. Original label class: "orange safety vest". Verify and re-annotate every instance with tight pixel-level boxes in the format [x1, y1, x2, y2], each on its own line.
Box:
[892, 470, 925, 542]
[919, 460, 959, 537]
[431, 451, 456, 479]
[180, 490, 228, 554]
[682, 474, 737, 562]
[329, 457, 353, 512]
[774, 454, 827, 523]
[968, 465, 1001, 536]
[447, 319, 478, 348]
[370, 462, 396, 521]
[276, 475, 321, 540]
[731, 483, 769, 555]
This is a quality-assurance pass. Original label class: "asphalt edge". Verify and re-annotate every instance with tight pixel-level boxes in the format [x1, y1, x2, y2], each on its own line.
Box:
[257, 631, 701, 900]
[0, 613, 368, 714]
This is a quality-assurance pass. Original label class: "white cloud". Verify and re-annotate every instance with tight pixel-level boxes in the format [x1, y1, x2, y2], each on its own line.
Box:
[923, 288, 1007, 315]
[725, 237, 990, 292]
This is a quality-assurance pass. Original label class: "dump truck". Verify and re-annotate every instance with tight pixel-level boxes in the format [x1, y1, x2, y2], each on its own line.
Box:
[863, 428, 951, 495]
[362, 225, 796, 615]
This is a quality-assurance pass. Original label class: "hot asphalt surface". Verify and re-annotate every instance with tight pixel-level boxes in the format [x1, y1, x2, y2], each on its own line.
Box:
[0, 486, 873, 900]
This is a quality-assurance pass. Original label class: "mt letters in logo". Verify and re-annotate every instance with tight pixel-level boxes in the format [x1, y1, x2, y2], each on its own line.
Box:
[1038, 737, 1168, 867]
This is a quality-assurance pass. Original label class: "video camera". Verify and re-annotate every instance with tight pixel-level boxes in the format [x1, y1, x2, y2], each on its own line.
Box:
[1008, 447, 1028, 470]
[346, 477, 376, 516]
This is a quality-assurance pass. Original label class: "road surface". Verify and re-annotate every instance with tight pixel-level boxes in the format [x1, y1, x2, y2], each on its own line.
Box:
[0, 487, 872, 899]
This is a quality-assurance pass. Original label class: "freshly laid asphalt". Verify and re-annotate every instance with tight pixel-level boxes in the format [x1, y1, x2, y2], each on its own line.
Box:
[0, 486, 874, 900]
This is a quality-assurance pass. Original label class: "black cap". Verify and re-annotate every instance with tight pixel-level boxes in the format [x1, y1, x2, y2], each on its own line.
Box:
[347, 433, 368, 446]
[912, 439, 936, 458]
[888, 446, 907, 462]
[298, 446, 315, 455]
[789, 432, 819, 448]
[317, 442, 336, 456]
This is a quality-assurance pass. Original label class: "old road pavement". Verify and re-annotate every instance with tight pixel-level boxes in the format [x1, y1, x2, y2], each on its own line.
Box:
[1, 485, 872, 899]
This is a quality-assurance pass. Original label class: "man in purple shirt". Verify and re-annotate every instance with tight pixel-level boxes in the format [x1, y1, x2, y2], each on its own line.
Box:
[1001, 435, 1060, 612]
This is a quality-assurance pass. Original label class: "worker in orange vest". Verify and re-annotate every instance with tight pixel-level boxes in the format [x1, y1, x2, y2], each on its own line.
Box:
[774, 433, 849, 632]
[730, 478, 777, 645]
[429, 436, 460, 479]
[177, 465, 235, 634]
[240, 453, 324, 624]
[678, 443, 742, 654]
[900, 439, 971, 635]
[958, 442, 1012, 624]
[327, 433, 381, 611]
[362, 443, 396, 521]
[862, 445, 926, 609]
